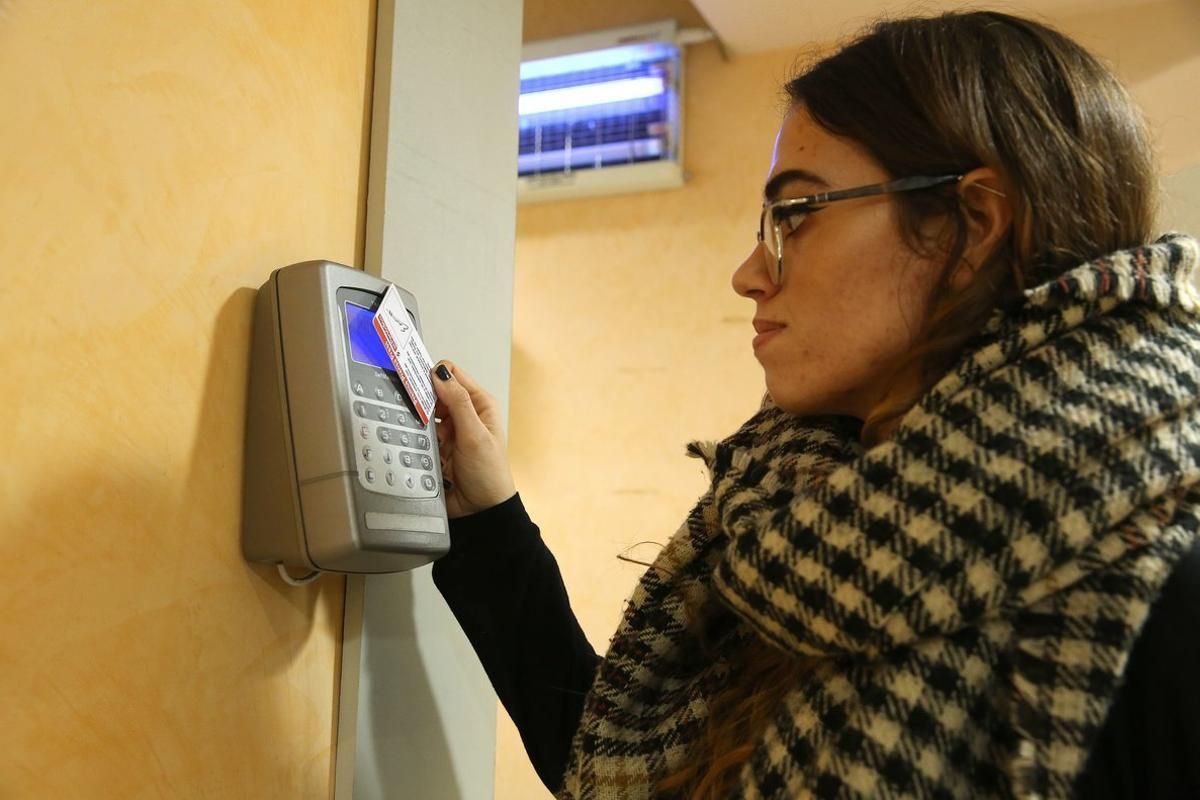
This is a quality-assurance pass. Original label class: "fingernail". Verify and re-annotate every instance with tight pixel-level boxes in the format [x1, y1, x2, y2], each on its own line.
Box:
[436, 364, 452, 381]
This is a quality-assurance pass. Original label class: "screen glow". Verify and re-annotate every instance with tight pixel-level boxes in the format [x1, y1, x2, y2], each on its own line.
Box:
[345, 301, 396, 373]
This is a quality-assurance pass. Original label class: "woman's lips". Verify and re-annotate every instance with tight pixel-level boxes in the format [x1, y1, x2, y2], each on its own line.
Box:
[753, 328, 783, 349]
[753, 320, 785, 350]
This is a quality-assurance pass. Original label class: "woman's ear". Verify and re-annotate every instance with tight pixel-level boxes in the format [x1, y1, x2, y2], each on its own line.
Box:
[950, 167, 1013, 290]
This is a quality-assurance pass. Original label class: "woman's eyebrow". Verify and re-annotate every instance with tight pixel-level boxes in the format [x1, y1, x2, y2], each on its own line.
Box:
[764, 168, 831, 202]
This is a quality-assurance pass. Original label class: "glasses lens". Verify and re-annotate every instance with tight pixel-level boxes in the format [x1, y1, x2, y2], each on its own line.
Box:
[760, 207, 780, 284]
[759, 209, 775, 259]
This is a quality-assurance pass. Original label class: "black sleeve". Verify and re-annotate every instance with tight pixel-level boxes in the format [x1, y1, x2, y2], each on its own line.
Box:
[430, 493, 601, 793]
[1074, 537, 1200, 798]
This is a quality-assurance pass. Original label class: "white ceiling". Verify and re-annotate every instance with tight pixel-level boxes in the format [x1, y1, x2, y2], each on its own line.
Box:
[688, 0, 1163, 53]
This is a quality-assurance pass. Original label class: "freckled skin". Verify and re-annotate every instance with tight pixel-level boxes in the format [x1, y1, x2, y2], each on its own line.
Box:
[731, 107, 946, 421]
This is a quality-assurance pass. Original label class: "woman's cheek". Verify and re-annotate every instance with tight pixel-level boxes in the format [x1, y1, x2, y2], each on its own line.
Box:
[765, 337, 847, 413]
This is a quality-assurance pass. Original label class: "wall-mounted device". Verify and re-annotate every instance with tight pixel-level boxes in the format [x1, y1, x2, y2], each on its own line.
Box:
[241, 260, 448, 576]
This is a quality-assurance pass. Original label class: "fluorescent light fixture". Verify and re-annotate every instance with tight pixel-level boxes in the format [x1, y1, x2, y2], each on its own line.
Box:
[517, 20, 685, 202]
[518, 138, 665, 174]
[518, 76, 665, 116]
[520, 41, 676, 81]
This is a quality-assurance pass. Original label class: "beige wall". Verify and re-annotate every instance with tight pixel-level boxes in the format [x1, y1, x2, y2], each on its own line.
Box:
[502, 2, 1200, 798]
[1062, 0, 1200, 175]
[0, 1, 373, 797]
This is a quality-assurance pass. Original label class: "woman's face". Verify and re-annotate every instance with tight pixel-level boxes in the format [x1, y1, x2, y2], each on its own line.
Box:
[732, 106, 945, 420]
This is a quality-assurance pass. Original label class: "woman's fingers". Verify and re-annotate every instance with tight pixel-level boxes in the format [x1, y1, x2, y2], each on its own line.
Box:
[435, 402, 455, 447]
[431, 361, 488, 441]
[442, 359, 482, 393]
[440, 361, 503, 434]
[428, 358, 517, 516]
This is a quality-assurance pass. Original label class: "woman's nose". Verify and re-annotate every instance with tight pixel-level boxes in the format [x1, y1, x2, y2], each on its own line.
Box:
[732, 241, 775, 299]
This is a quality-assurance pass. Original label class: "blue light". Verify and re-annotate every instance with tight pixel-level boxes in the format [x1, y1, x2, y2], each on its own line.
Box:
[345, 301, 395, 373]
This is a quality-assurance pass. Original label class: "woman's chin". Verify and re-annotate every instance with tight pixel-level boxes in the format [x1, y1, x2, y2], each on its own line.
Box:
[765, 383, 860, 421]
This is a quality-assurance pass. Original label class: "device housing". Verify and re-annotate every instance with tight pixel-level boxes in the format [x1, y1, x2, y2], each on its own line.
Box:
[241, 260, 449, 574]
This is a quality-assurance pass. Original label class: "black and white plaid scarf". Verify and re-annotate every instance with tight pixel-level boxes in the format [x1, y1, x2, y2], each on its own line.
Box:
[558, 234, 1200, 799]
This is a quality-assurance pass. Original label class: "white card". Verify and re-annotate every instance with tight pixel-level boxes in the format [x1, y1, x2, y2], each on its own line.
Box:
[372, 284, 437, 425]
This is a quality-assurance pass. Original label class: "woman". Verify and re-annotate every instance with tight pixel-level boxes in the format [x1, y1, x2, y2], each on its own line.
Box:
[429, 11, 1200, 799]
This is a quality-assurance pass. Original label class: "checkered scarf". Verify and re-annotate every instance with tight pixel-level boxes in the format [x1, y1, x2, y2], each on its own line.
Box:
[558, 234, 1200, 799]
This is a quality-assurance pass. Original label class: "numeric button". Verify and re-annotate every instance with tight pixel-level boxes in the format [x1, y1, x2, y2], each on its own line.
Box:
[415, 434, 430, 450]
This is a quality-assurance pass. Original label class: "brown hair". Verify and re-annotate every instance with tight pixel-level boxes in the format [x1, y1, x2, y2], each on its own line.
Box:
[660, 10, 1157, 797]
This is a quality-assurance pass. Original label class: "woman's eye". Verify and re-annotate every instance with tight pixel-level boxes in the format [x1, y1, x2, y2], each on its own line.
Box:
[775, 204, 825, 237]
[778, 209, 809, 235]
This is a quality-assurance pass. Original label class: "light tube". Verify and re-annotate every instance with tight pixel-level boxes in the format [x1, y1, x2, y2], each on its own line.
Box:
[518, 76, 665, 116]
[520, 42, 674, 81]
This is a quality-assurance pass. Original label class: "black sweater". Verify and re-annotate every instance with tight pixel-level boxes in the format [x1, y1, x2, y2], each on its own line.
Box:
[431, 493, 1200, 797]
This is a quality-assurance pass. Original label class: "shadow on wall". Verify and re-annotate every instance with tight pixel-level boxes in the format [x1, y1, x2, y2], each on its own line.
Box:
[214, 286, 340, 628]
[217, 286, 339, 620]
[357, 570, 463, 799]
[211, 287, 348, 794]
[5, 286, 346, 797]
[216, 284, 350, 791]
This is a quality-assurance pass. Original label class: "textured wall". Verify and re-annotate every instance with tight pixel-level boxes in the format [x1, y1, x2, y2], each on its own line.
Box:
[0, 1, 374, 797]
[502, 3, 1200, 798]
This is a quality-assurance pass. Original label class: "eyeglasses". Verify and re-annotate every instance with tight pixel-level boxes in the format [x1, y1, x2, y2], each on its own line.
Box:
[757, 174, 964, 285]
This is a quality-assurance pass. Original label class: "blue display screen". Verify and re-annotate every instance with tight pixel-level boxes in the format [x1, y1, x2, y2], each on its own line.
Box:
[345, 301, 396, 373]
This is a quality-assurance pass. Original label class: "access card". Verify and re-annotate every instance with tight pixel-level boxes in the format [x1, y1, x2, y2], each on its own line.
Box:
[372, 284, 437, 425]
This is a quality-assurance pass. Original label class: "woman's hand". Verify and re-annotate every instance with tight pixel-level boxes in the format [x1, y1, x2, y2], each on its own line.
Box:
[430, 360, 517, 519]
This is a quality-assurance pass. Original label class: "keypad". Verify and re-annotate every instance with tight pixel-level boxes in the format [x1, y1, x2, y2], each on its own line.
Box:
[353, 400, 422, 431]
[347, 365, 439, 499]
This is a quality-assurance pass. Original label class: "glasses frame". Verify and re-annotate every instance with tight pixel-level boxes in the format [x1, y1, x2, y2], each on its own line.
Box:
[757, 173, 964, 285]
